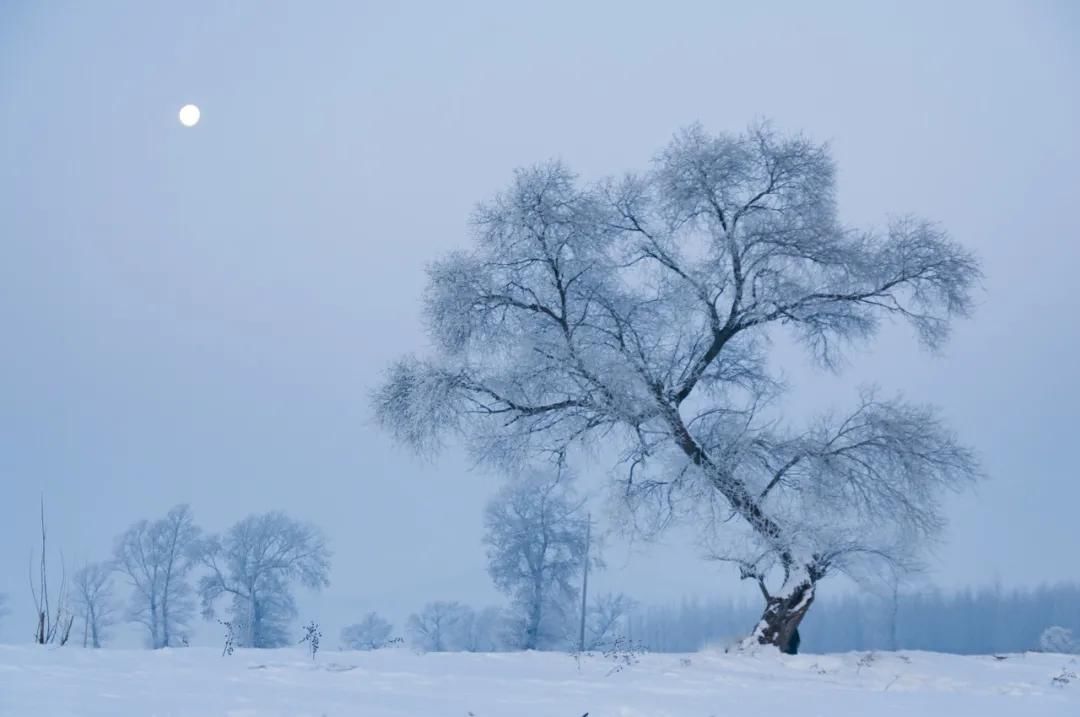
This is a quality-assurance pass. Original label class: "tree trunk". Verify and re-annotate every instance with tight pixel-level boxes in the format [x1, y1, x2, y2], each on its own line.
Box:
[888, 583, 899, 651]
[248, 593, 258, 648]
[162, 597, 170, 648]
[59, 615, 74, 646]
[90, 605, 101, 649]
[524, 599, 541, 650]
[149, 600, 160, 648]
[748, 579, 816, 655]
[578, 514, 590, 653]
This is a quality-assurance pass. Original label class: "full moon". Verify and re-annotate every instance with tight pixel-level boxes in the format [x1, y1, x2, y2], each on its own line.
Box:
[178, 104, 201, 127]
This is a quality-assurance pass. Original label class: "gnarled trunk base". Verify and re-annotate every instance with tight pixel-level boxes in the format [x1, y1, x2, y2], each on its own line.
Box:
[746, 579, 816, 654]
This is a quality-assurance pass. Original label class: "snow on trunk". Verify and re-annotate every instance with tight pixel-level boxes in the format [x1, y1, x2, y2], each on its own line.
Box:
[743, 569, 817, 655]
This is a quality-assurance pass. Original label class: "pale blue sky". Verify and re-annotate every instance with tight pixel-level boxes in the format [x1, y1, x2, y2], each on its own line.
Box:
[1, 1, 1078, 644]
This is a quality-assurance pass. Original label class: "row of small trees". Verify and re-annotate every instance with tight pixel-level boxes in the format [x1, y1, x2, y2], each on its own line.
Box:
[337, 470, 635, 654]
[20, 466, 614, 653]
[28, 503, 330, 649]
[341, 592, 635, 654]
[14, 468, 603, 653]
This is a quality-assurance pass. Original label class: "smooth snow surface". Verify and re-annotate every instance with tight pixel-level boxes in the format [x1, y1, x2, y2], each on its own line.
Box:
[1, 645, 1078, 716]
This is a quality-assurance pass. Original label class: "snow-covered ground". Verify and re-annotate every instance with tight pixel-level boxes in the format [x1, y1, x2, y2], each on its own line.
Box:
[1, 645, 1078, 716]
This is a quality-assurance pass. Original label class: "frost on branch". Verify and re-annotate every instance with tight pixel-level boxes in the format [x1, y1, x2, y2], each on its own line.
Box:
[373, 357, 464, 457]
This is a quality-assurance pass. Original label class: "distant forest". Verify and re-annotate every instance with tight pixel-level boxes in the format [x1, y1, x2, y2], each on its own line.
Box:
[628, 583, 1080, 654]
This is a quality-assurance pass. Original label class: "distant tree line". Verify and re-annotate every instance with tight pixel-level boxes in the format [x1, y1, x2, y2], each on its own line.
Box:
[624, 583, 1080, 655]
[345, 583, 1080, 656]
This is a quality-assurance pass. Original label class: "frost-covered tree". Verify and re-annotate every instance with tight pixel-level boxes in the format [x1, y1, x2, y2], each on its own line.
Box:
[460, 605, 509, 652]
[341, 612, 394, 650]
[299, 621, 322, 660]
[197, 511, 330, 648]
[406, 600, 470, 652]
[374, 122, 982, 654]
[483, 472, 592, 650]
[585, 592, 637, 651]
[113, 504, 201, 648]
[1040, 626, 1076, 654]
[72, 562, 117, 648]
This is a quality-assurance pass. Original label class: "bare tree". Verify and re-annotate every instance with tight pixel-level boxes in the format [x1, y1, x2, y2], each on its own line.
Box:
[29, 498, 73, 645]
[72, 562, 117, 648]
[197, 511, 330, 648]
[483, 472, 593, 650]
[863, 562, 909, 652]
[113, 504, 201, 648]
[406, 600, 470, 652]
[340, 612, 394, 650]
[460, 605, 508, 652]
[585, 592, 637, 651]
[374, 122, 982, 654]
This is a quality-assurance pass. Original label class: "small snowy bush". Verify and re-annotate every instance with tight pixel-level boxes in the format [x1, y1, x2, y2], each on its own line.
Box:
[300, 621, 322, 660]
[1052, 667, 1077, 687]
[1039, 626, 1077, 654]
[602, 636, 647, 675]
[341, 613, 394, 650]
[218, 619, 242, 657]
